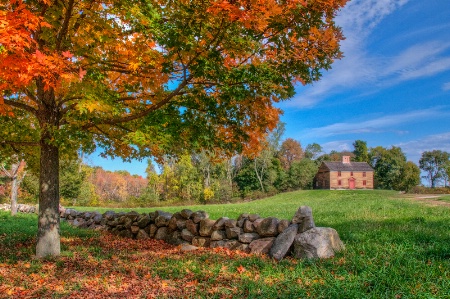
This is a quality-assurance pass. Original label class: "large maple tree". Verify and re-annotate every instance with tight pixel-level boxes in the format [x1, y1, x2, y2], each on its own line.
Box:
[0, 0, 347, 257]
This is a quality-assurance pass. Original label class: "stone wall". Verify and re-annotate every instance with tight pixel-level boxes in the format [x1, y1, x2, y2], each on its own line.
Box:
[0, 203, 37, 214]
[61, 206, 344, 260]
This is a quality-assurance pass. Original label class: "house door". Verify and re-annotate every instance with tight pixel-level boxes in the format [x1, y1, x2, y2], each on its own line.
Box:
[349, 178, 356, 190]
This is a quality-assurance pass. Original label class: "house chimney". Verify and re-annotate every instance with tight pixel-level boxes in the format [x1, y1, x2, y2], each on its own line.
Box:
[342, 156, 350, 163]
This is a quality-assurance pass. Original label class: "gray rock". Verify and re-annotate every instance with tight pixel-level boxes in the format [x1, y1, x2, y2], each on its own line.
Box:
[210, 240, 240, 250]
[181, 229, 195, 242]
[123, 217, 133, 229]
[225, 227, 242, 239]
[72, 218, 87, 228]
[269, 224, 298, 261]
[212, 217, 229, 230]
[155, 214, 171, 227]
[235, 243, 250, 252]
[176, 219, 187, 230]
[93, 213, 103, 224]
[293, 227, 344, 259]
[224, 219, 238, 228]
[186, 220, 199, 235]
[239, 233, 260, 244]
[103, 211, 116, 221]
[248, 214, 260, 222]
[211, 230, 226, 241]
[256, 217, 279, 237]
[131, 225, 140, 234]
[199, 219, 215, 237]
[237, 213, 249, 221]
[168, 216, 179, 230]
[180, 209, 193, 219]
[191, 211, 209, 224]
[292, 206, 315, 233]
[192, 236, 211, 247]
[155, 227, 169, 241]
[252, 218, 264, 232]
[243, 219, 254, 233]
[136, 229, 149, 240]
[148, 224, 158, 238]
[180, 244, 198, 252]
[118, 230, 133, 238]
[249, 237, 275, 255]
[126, 211, 140, 222]
[137, 214, 151, 228]
[277, 219, 290, 234]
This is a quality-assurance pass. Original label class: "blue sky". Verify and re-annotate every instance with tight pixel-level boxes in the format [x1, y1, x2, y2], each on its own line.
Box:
[89, 0, 450, 177]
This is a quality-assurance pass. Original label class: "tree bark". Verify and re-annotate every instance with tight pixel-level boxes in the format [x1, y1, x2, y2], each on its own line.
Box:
[10, 173, 18, 216]
[36, 136, 61, 258]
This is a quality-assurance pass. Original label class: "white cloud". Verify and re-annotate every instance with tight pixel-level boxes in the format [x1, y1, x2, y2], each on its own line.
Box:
[396, 132, 450, 163]
[303, 107, 444, 138]
[442, 82, 450, 91]
[287, 0, 450, 108]
[321, 140, 352, 154]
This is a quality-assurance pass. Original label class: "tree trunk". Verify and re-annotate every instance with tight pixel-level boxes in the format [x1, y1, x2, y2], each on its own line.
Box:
[254, 159, 265, 192]
[36, 139, 60, 258]
[10, 174, 18, 216]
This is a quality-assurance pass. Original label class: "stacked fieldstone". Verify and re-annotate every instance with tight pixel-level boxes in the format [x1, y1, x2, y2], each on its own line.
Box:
[62, 206, 344, 260]
[0, 203, 37, 213]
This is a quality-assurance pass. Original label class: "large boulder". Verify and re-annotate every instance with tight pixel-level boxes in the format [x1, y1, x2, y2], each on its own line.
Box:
[292, 206, 315, 233]
[269, 224, 298, 261]
[293, 227, 344, 259]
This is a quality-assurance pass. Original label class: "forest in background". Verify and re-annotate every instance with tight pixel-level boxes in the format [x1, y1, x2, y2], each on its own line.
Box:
[2, 124, 450, 207]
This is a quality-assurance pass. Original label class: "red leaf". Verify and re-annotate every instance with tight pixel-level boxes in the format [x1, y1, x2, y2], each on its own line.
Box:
[79, 68, 87, 80]
[62, 51, 73, 58]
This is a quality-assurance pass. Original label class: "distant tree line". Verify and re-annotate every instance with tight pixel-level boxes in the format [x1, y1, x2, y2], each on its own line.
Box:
[1, 132, 450, 207]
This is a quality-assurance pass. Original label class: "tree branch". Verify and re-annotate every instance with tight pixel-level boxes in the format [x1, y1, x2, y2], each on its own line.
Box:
[3, 99, 38, 116]
[56, 0, 75, 51]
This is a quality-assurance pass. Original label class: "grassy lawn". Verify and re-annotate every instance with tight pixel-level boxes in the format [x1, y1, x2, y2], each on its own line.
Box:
[1, 190, 449, 298]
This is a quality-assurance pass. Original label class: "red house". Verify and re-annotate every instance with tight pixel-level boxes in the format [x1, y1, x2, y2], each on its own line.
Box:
[314, 156, 374, 190]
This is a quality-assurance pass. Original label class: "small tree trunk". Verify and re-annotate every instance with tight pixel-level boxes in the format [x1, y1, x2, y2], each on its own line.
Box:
[10, 174, 18, 216]
[254, 159, 265, 192]
[36, 140, 61, 258]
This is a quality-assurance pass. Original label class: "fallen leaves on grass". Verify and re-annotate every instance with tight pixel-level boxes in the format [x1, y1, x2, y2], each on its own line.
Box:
[0, 233, 258, 298]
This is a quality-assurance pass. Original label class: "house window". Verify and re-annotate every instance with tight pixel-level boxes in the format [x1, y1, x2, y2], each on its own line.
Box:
[363, 172, 366, 177]
[350, 171, 353, 176]
[363, 180, 366, 186]
[338, 171, 341, 177]
[338, 180, 342, 186]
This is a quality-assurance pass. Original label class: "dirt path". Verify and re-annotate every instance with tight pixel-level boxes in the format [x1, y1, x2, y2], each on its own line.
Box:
[399, 194, 450, 208]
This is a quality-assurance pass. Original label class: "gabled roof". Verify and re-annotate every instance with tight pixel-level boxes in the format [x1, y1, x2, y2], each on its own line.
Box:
[322, 161, 373, 172]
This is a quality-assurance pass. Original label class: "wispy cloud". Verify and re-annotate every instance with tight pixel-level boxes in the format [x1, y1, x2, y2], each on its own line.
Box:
[287, 0, 450, 108]
[396, 132, 450, 163]
[303, 107, 444, 138]
[443, 82, 450, 91]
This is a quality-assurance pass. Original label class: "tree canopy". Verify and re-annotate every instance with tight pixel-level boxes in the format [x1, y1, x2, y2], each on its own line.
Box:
[0, 0, 347, 257]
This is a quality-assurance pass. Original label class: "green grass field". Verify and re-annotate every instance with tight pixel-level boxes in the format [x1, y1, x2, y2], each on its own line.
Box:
[1, 190, 449, 298]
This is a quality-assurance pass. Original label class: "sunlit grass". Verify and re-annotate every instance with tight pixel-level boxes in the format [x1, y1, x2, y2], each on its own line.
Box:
[1, 190, 449, 298]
